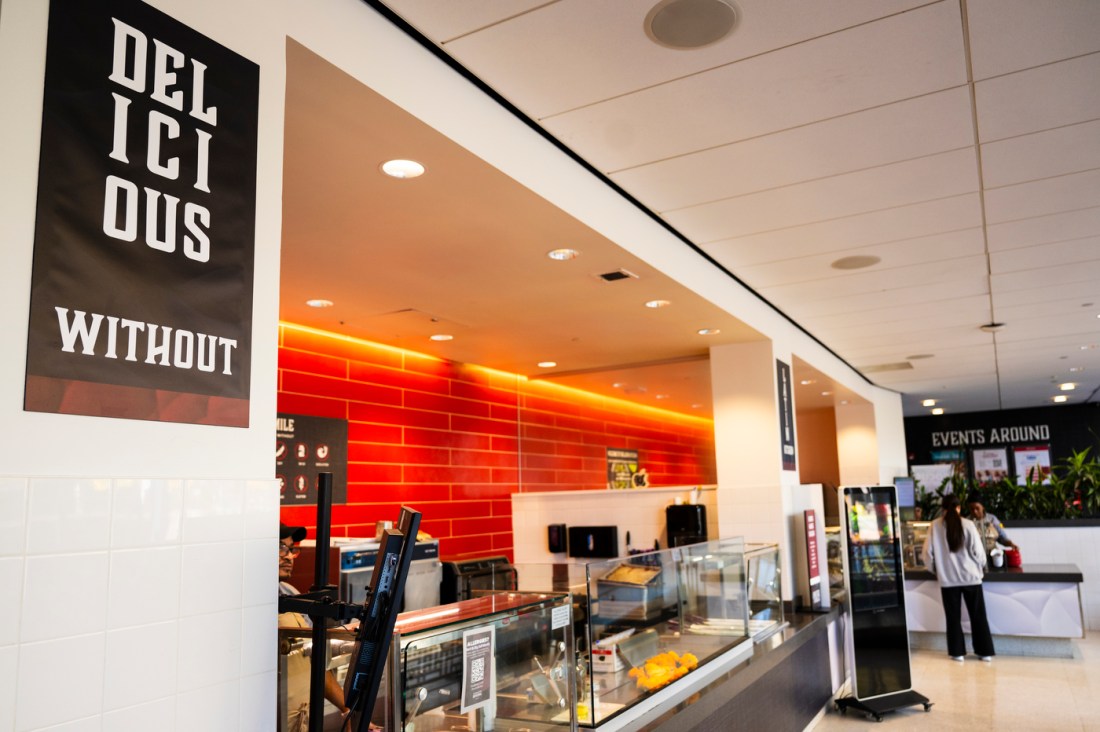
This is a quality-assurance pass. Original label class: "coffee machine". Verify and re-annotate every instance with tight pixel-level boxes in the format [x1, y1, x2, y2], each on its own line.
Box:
[666, 504, 707, 547]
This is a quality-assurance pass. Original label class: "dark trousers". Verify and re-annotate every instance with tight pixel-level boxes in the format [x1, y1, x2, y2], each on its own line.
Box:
[940, 583, 995, 657]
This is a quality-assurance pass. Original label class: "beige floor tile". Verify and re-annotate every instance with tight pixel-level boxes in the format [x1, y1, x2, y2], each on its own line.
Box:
[812, 636, 1100, 731]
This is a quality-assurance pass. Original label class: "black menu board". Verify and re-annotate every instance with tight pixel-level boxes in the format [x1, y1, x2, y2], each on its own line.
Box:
[276, 413, 347, 505]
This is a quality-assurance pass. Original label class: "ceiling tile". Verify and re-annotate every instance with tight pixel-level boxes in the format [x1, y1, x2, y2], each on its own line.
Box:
[986, 206, 1100, 251]
[976, 53, 1100, 142]
[967, 0, 1100, 80]
[776, 274, 989, 319]
[539, 1, 967, 171]
[666, 148, 978, 242]
[700, 194, 982, 267]
[813, 294, 991, 335]
[381, 0, 549, 42]
[984, 169, 1100, 224]
[981, 118, 1100, 188]
[991, 260, 1100, 295]
[425, 0, 930, 119]
[990, 237, 1100, 275]
[733, 229, 985, 288]
[611, 87, 974, 212]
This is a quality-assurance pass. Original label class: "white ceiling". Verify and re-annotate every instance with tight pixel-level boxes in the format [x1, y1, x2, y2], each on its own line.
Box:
[360, 0, 1100, 416]
[281, 1, 1100, 420]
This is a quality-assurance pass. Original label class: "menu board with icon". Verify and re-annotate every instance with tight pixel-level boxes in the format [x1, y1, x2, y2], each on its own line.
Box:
[276, 413, 347, 505]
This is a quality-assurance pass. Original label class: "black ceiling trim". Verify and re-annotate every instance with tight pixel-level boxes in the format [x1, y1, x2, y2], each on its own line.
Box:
[362, 0, 874, 387]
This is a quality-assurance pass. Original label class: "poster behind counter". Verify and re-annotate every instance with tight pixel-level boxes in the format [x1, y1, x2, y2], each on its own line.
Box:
[24, 0, 259, 426]
[277, 413, 348, 505]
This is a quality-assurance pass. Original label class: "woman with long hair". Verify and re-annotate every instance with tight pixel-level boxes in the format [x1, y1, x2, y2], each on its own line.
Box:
[921, 493, 995, 661]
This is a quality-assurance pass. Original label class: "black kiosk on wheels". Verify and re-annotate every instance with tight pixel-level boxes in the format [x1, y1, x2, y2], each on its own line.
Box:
[836, 485, 931, 722]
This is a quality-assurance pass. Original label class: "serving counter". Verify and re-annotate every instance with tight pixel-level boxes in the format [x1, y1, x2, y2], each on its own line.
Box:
[904, 563, 1084, 656]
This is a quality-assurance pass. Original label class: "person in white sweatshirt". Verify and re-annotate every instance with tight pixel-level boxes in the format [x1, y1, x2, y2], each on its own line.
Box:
[921, 494, 995, 662]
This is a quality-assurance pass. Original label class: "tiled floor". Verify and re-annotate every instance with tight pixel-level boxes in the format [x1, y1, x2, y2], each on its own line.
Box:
[812, 635, 1100, 731]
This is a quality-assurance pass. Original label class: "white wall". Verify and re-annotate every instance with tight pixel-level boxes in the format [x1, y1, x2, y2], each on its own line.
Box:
[0, 0, 286, 729]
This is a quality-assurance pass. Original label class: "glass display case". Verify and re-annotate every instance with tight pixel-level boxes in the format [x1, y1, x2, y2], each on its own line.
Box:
[378, 592, 575, 732]
[279, 592, 574, 732]
[824, 526, 845, 598]
[516, 537, 765, 727]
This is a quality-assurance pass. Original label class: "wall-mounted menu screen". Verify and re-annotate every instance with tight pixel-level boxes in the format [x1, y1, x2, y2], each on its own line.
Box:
[841, 486, 912, 701]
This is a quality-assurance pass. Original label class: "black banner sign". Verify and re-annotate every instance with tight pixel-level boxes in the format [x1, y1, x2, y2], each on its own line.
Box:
[25, 0, 259, 426]
[777, 359, 796, 471]
[276, 414, 348, 505]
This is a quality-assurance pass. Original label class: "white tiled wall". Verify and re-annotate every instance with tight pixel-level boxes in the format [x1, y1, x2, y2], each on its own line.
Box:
[1012, 526, 1100, 632]
[0, 476, 279, 732]
[511, 485, 719, 564]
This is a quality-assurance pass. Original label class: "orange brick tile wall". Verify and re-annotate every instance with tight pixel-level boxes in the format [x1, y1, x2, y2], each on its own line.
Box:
[277, 324, 716, 561]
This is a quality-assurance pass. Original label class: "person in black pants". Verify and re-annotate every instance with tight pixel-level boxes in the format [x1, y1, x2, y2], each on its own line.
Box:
[921, 494, 995, 662]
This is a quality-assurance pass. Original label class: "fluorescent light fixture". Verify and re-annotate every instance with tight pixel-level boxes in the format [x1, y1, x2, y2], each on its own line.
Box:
[306, 299, 334, 308]
[380, 159, 425, 178]
[537, 361, 557, 368]
[1053, 395, 1069, 403]
[547, 248, 579, 261]
[922, 399, 936, 407]
[645, 299, 671, 308]
[931, 407, 944, 415]
[429, 334, 453, 342]
[1060, 382, 1076, 391]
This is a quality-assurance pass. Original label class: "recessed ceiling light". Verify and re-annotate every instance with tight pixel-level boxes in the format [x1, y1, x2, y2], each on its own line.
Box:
[1060, 382, 1076, 391]
[839, 400, 850, 406]
[306, 299, 334, 308]
[691, 403, 703, 409]
[799, 379, 816, 386]
[1081, 345, 1098, 350]
[645, 299, 671, 309]
[1070, 367, 1084, 373]
[537, 361, 557, 368]
[380, 159, 425, 179]
[922, 399, 936, 407]
[821, 391, 832, 397]
[429, 334, 453, 342]
[612, 382, 625, 388]
[980, 322, 1006, 333]
[655, 394, 670, 400]
[547, 248, 579, 261]
[1053, 395, 1069, 403]
[931, 407, 945, 415]
[830, 255, 881, 270]
[697, 328, 720, 335]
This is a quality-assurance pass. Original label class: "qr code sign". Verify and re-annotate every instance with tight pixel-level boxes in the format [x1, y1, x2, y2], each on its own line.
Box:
[470, 657, 485, 684]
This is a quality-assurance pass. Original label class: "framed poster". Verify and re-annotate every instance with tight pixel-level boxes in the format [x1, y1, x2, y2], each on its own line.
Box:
[276, 413, 348, 505]
[606, 448, 639, 490]
[972, 447, 1009, 484]
[1014, 445, 1052, 485]
[24, 0, 259, 426]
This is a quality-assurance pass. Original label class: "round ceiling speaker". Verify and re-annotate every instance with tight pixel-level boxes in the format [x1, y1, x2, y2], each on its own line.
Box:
[645, 0, 740, 50]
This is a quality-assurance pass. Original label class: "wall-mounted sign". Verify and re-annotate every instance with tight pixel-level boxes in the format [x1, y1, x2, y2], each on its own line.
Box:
[776, 360, 796, 471]
[804, 509, 822, 609]
[606, 448, 639, 490]
[1014, 445, 1052, 486]
[277, 414, 348, 505]
[972, 447, 1009, 484]
[24, 0, 259, 426]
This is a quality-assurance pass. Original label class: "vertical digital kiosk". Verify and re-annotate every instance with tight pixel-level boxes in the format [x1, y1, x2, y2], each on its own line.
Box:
[835, 485, 931, 722]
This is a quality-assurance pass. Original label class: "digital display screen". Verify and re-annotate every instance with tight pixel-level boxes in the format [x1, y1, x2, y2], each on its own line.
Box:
[894, 477, 915, 507]
[841, 486, 912, 701]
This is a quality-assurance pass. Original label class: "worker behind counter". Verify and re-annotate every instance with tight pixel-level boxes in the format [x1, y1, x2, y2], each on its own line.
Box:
[279, 523, 350, 731]
[966, 494, 1018, 553]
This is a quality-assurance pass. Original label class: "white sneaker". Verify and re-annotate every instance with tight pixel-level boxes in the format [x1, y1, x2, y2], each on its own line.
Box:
[950, 656, 964, 662]
[980, 656, 993, 663]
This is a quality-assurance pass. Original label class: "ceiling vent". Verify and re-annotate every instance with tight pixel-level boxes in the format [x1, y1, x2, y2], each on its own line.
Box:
[859, 361, 914, 374]
[597, 269, 639, 282]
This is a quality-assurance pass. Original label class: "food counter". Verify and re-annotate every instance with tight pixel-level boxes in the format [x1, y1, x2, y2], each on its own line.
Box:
[902, 522, 1084, 655]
